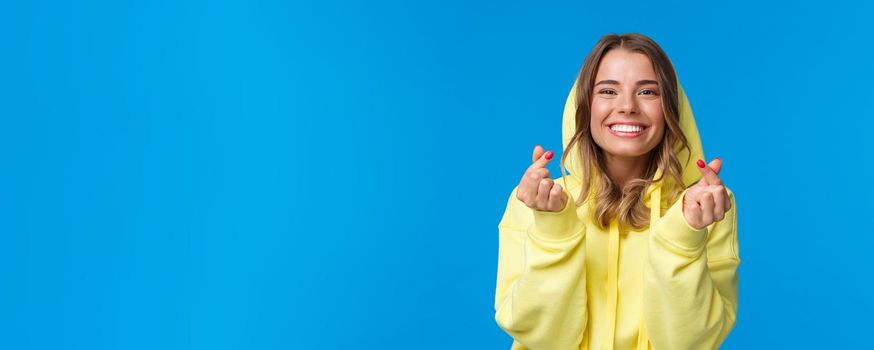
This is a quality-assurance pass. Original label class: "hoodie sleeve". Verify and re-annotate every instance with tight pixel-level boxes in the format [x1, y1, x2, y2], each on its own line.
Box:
[644, 187, 740, 349]
[494, 185, 588, 350]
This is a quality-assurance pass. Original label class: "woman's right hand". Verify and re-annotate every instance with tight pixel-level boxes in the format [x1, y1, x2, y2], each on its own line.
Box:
[516, 145, 568, 212]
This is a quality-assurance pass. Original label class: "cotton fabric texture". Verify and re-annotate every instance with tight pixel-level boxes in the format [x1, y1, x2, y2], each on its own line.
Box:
[494, 79, 740, 350]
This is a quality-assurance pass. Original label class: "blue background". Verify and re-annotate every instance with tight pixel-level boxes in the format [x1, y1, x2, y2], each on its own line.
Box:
[2, 0, 872, 348]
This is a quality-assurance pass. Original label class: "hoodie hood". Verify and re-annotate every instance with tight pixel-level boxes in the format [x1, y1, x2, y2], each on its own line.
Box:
[557, 75, 708, 350]
[559, 77, 706, 208]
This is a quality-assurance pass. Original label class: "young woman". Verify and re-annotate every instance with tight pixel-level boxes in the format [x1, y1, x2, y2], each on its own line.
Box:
[494, 33, 740, 350]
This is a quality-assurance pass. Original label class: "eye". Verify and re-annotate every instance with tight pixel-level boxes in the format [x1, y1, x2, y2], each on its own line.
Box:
[638, 89, 659, 96]
[598, 89, 617, 95]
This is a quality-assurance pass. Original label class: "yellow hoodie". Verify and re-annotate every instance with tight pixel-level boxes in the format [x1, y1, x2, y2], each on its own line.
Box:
[494, 79, 740, 350]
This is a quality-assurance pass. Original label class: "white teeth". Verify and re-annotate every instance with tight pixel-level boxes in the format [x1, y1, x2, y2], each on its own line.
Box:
[610, 124, 644, 133]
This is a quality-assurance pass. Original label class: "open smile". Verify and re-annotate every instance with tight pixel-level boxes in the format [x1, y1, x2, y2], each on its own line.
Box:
[606, 123, 648, 138]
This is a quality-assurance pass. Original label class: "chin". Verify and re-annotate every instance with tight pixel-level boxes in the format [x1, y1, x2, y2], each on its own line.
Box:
[610, 151, 649, 158]
[603, 145, 653, 158]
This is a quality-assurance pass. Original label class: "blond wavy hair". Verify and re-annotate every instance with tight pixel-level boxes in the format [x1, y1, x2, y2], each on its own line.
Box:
[560, 33, 692, 231]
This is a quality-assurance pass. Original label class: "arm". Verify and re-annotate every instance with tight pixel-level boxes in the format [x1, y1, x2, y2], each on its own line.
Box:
[494, 186, 588, 350]
[644, 188, 741, 349]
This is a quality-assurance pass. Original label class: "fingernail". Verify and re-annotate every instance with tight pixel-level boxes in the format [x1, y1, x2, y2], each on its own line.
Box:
[544, 151, 554, 160]
[697, 159, 705, 168]
[715, 157, 721, 161]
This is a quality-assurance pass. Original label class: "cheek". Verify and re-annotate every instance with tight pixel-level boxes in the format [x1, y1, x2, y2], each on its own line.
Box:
[651, 123, 666, 142]
[589, 101, 610, 129]
[642, 104, 665, 135]
[649, 118, 667, 148]
[641, 102, 663, 120]
[589, 106, 609, 146]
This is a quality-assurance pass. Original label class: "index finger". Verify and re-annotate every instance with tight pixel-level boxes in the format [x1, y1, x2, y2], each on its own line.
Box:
[696, 158, 723, 186]
[529, 149, 554, 170]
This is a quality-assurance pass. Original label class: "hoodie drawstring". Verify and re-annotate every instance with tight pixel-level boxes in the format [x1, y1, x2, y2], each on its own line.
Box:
[597, 185, 661, 350]
[603, 218, 620, 350]
[635, 185, 661, 350]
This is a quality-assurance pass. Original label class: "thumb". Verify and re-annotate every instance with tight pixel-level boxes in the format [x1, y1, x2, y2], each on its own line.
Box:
[696, 158, 723, 186]
[531, 145, 545, 163]
[708, 158, 722, 174]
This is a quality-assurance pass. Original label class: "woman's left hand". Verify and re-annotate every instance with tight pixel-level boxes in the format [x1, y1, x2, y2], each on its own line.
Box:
[682, 158, 732, 230]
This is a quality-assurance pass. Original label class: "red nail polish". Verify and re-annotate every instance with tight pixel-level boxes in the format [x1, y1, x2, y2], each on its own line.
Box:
[544, 151, 554, 160]
[697, 159, 705, 168]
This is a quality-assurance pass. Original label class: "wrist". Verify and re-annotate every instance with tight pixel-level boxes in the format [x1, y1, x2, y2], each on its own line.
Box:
[531, 199, 582, 241]
[656, 189, 707, 250]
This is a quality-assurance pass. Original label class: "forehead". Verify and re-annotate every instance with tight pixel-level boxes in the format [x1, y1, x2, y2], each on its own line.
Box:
[594, 49, 657, 81]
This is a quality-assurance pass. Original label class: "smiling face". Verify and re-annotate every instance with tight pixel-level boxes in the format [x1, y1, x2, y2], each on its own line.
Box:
[590, 49, 666, 160]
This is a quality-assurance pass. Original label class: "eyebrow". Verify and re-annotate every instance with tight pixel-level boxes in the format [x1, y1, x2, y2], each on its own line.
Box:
[594, 79, 659, 87]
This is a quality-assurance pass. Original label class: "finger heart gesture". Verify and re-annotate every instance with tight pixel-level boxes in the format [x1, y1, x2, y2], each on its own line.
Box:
[683, 158, 732, 230]
[515, 145, 569, 212]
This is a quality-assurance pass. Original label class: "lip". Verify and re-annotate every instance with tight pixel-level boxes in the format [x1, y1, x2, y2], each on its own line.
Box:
[606, 121, 649, 127]
[606, 123, 648, 139]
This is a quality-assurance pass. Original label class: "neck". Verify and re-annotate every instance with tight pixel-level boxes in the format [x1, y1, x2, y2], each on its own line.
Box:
[604, 153, 650, 190]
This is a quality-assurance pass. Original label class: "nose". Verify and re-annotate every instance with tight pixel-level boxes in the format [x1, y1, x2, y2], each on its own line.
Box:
[617, 91, 638, 115]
